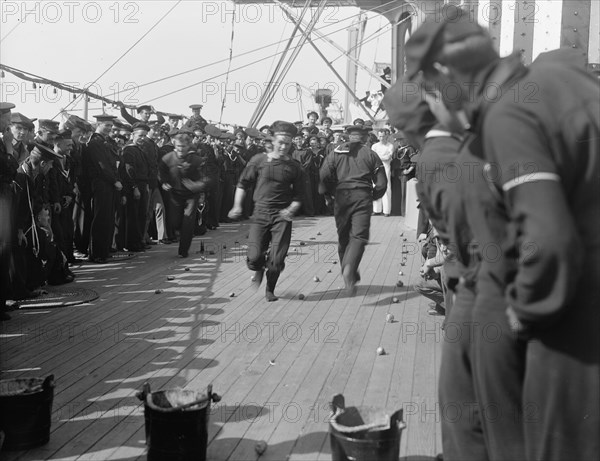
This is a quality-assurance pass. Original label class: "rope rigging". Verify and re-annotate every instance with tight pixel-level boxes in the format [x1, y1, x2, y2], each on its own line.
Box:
[0, 0, 412, 125]
[219, 7, 237, 124]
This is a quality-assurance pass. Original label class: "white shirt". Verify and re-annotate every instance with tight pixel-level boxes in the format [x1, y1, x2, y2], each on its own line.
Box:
[371, 141, 394, 164]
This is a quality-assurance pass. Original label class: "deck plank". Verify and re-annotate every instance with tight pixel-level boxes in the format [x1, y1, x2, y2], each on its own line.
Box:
[0, 216, 443, 461]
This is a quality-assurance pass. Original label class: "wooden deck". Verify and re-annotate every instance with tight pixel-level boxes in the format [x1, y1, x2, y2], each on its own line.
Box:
[0, 215, 443, 461]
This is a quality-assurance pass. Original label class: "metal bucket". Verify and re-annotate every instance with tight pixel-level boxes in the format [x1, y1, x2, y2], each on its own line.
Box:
[137, 382, 221, 461]
[0, 375, 55, 450]
[329, 394, 406, 461]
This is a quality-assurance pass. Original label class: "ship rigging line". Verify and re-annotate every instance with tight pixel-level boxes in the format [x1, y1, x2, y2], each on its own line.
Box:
[249, 0, 313, 128]
[140, 12, 410, 107]
[219, 8, 236, 124]
[102, 0, 405, 99]
[53, 0, 182, 119]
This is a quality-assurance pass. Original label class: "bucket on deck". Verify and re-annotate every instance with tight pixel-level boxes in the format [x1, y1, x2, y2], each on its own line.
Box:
[329, 394, 406, 461]
[137, 382, 221, 461]
[0, 375, 55, 451]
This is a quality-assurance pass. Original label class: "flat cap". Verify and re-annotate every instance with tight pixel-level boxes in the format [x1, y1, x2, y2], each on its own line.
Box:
[383, 75, 437, 136]
[204, 124, 222, 138]
[352, 118, 365, 126]
[344, 124, 370, 134]
[405, 4, 487, 79]
[306, 111, 319, 119]
[220, 131, 235, 140]
[322, 116, 332, 124]
[31, 142, 63, 160]
[120, 123, 133, 133]
[189, 104, 204, 110]
[65, 114, 90, 131]
[245, 127, 262, 138]
[93, 113, 117, 122]
[132, 122, 150, 132]
[136, 105, 152, 113]
[0, 102, 16, 113]
[38, 119, 60, 133]
[11, 112, 37, 128]
[168, 128, 180, 137]
[270, 121, 298, 138]
[233, 127, 246, 137]
[178, 127, 195, 136]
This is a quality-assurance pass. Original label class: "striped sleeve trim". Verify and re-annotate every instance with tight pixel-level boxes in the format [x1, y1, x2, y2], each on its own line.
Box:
[502, 172, 561, 192]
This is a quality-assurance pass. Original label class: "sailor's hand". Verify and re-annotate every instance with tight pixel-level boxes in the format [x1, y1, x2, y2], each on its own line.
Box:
[114, 181, 123, 191]
[162, 183, 172, 191]
[18, 228, 27, 247]
[279, 207, 294, 222]
[133, 187, 141, 200]
[228, 206, 243, 220]
[506, 305, 525, 334]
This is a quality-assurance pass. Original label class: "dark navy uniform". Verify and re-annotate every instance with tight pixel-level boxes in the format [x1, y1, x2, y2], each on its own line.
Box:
[159, 148, 213, 257]
[291, 147, 315, 216]
[467, 50, 600, 460]
[122, 143, 150, 251]
[1, 105, 17, 315]
[412, 118, 491, 459]
[84, 132, 120, 262]
[237, 148, 304, 299]
[319, 128, 387, 294]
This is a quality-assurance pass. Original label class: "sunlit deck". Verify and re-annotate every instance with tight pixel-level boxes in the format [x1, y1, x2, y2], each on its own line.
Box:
[0, 215, 443, 461]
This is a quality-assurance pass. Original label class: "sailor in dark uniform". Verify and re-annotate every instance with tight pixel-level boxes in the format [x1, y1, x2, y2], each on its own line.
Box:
[65, 115, 93, 257]
[119, 103, 165, 127]
[405, 5, 600, 459]
[121, 123, 151, 251]
[83, 114, 122, 263]
[168, 114, 182, 130]
[1, 102, 16, 320]
[291, 134, 315, 216]
[9, 112, 36, 164]
[183, 104, 208, 131]
[319, 125, 387, 295]
[159, 132, 213, 258]
[385, 76, 491, 461]
[49, 129, 77, 263]
[28, 119, 59, 152]
[228, 121, 305, 302]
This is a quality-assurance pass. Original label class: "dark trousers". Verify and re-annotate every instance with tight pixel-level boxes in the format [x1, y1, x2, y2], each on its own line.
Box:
[333, 188, 371, 280]
[522, 289, 599, 460]
[159, 187, 174, 238]
[74, 187, 93, 254]
[90, 181, 115, 260]
[438, 282, 488, 461]
[169, 191, 199, 256]
[126, 186, 149, 250]
[301, 173, 315, 216]
[472, 280, 526, 461]
[246, 208, 292, 276]
[0, 188, 12, 308]
[53, 202, 75, 262]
